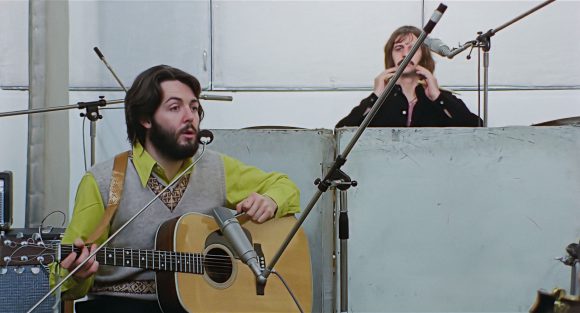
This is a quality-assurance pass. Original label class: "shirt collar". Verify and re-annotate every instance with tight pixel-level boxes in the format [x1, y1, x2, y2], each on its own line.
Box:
[132, 142, 194, 187]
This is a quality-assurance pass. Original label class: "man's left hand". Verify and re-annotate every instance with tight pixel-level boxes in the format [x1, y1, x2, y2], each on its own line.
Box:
[416, 65, 441, 101]
[236, 192, 278, 223]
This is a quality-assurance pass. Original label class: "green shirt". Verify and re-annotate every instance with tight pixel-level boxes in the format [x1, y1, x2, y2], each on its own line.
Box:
[51, 144, 300, 299]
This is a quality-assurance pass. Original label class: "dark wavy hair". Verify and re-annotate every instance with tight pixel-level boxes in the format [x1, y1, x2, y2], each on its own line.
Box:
[124, 65, 204, 146]
[383, 25, 435, 73]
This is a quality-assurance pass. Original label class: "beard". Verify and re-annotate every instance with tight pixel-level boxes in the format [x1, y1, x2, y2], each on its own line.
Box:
[148, 119, 199, 161]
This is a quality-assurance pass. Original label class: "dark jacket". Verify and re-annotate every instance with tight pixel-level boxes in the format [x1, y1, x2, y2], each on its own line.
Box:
[336, 85, 482, 128]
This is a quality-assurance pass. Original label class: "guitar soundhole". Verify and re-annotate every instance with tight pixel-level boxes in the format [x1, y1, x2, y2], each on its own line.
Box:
[204, 246, 233, 284]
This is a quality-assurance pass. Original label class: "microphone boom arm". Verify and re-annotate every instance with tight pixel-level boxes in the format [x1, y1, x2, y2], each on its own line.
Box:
[0, 99, 124, 118]
[446, 40, 476, 59]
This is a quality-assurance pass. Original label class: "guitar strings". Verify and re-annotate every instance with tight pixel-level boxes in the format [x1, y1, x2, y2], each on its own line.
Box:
[2, 240, 55, 267]
[9, 244, 242, 271]
[5, 244, 242, 277]
[50, 244, 235, 261]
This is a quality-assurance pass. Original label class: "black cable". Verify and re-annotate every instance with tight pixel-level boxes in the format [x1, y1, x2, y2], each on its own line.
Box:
[271, 270, 304, 313]
[82, 115, 88, 172]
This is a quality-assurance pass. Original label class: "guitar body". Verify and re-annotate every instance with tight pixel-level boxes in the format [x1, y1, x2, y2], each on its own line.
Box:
[155, 212, 313, 313]
[530, 289, 580, 313]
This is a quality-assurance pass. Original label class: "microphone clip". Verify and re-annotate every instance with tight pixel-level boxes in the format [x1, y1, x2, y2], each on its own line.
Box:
[78, 96, 107, 121]
[314, 168, 357, 192]
[254, 243, 267, 295]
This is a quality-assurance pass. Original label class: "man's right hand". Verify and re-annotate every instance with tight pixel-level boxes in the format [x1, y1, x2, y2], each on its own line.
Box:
[373, 67, 397, 96]
[60, 238, 99, 280]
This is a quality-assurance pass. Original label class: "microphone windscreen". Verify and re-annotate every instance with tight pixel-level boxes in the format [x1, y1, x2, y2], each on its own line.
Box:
[198, 129, 214, 145]
[93, 47, 104, 59]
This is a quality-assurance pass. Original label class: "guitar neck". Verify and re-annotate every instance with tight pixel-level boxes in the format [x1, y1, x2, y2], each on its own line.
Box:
[59, 244, 204, 274]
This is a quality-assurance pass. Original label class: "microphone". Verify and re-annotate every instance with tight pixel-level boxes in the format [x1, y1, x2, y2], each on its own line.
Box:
[424, 37, 452, 57]
[197, 129, 214, 145]
[567, 242, 580, 259]
[199, 94, 233, 102]
[423, 3, 447, 34]
[212, 207, 262, 278]
[93, 47, 128, 93]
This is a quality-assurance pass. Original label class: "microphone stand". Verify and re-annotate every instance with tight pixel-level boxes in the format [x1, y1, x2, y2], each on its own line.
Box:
[0, 97, 124, 167]
[557, 242, 580, 296]
[447, 0, 556, 127]
[338, 189, 354, 313]
[258, 3, 449, 299]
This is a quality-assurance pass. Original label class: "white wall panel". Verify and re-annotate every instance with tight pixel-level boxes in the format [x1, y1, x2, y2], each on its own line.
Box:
[0, 1, 28, 87]
[0, 90, 29, 228]
[486, 89, 580, 127]
[212, 0, 422, 89]
[426, 0, 580, 88]
[69, 0, 211, 89]
[182, 89, 580, 129]
[213, 0, 580, 90]
[68, 88, 580, 143]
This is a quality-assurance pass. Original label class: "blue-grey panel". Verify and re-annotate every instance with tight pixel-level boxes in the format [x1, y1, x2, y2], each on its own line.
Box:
[210, 129, 336, 313]
[337, 127, 580, 312]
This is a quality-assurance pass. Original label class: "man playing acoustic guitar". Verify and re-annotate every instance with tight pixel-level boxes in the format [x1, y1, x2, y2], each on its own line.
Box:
[50, 65, 302, 313]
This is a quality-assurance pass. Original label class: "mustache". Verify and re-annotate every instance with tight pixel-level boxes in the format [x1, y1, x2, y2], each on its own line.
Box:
[397, 60, 416, 67]
[178, 124, 197, 134]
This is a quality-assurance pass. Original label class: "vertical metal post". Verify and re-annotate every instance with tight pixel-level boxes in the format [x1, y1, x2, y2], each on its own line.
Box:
[482, 51, 490, 127]
[339, 190, 349, 312]
[27, 0, 70, 227]
[90, 120, 97, 166]
[571, 260, 578, 296]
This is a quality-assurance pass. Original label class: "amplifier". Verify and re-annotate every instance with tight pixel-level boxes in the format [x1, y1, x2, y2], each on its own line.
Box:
[0, 171, 12, 230]
[0, 229, 64, 313]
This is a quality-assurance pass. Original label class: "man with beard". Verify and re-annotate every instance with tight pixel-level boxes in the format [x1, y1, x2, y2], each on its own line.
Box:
[336, 25, 481, 128]
[51, 65, 301, 312]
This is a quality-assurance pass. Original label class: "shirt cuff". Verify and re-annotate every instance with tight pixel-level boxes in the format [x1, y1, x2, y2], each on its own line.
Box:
[50, 262, 94, 300]
[264, 190, 300, 218]
[365, 93, 379, 108]
[434, 92, 450, 107]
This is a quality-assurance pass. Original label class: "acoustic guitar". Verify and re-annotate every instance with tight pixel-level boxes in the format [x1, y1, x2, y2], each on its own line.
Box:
[0, 213, 313, 313]
[529, 289, 580, 313]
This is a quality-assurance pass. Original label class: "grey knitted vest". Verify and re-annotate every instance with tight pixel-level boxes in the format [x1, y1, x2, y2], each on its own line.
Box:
[88, 149, 226, 299]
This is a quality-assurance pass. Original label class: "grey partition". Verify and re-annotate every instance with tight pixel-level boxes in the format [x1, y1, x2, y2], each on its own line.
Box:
[336, 127, 580, 312]
[210, 129, 335, 312]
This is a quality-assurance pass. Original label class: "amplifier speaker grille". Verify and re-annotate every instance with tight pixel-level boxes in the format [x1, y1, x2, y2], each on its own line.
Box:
[0, 265, 57, 313]
[1, 229, 63, 313]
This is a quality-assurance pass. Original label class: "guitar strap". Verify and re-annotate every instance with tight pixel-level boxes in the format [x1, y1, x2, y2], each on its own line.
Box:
[63, 151, 129, 312]
[86, 150, 130, 244]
